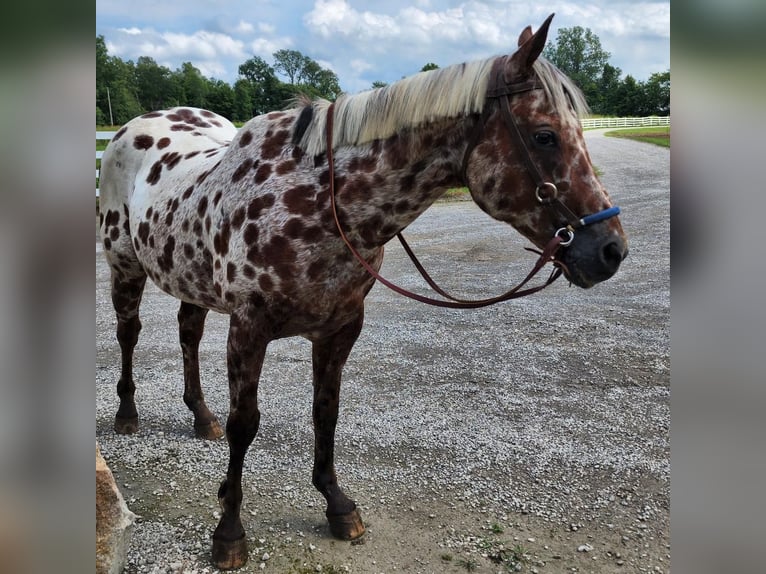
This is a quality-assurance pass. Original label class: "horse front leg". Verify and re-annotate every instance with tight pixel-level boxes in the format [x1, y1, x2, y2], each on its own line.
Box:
[311, 312, 366, 540]
[212, 306, 270, 570]
[178, 301, 223, 439]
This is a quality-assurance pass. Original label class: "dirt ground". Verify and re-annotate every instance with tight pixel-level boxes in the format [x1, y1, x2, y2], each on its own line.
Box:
[96, 129, 669, 573]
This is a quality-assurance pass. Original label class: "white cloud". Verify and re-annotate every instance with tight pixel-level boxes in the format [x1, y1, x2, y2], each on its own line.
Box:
[250, 37, 294, 59]
[97, 0, 669, 91]
[350, 59, 373, 74]
[118, 27, 142, 36]
[235, 20, 254, 34]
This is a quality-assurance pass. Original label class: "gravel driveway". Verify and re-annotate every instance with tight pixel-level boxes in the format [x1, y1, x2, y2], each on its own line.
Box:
[96, 129, 670, 573]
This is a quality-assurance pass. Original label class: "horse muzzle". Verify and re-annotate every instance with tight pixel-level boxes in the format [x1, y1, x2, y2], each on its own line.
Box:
[558, 225, 628, 288]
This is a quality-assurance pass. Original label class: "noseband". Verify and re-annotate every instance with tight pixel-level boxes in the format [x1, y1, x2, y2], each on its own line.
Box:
[325, 59, 620, 309]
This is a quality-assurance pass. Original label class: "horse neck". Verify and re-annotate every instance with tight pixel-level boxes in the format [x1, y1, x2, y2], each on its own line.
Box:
[333, 116, 474, 248]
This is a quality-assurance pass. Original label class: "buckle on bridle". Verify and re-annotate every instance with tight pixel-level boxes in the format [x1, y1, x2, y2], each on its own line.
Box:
[555, 226, 575, 246]
[535, 182, 558, 203]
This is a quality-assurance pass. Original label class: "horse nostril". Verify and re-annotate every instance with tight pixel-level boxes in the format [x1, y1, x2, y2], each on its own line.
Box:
[600, 240, 624, 272]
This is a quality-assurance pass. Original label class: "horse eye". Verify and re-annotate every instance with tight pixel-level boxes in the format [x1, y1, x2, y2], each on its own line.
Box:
[533, 131, 557, 148]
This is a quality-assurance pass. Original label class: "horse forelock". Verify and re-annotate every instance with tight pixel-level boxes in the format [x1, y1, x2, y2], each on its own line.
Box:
[292, 55, 588, 157]
[532, 57, 590, 118]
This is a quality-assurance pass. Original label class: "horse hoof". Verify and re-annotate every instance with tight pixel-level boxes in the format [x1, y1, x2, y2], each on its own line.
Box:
[211, 536, 248, 570]
[195, 420, 224, 440]
[114, 416, 138, 434]
[327, 508, 366, 540]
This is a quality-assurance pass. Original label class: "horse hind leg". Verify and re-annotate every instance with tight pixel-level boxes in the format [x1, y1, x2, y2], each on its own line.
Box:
[178, 301, 223, 439]
[311, 313, 366, 540]
[110, 271, 147, 434]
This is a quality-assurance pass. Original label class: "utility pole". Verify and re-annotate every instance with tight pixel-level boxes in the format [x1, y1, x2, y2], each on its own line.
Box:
[107, 87, 114, 126]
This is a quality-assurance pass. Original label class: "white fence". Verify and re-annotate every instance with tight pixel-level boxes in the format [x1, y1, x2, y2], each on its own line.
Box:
[579, 116, 670, 129]
[96, 117, 669, 196]
[96, 131, 118, 197]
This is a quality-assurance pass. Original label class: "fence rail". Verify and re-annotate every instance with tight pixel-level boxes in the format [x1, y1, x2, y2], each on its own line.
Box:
[579, 116, 670, 129]
[96, 117, 669, 196]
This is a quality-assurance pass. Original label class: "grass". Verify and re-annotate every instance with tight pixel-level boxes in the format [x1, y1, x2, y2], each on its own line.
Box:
[604, 125, 670, 148]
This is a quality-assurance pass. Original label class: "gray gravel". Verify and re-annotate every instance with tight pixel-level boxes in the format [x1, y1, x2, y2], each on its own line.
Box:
[97, 129, 669, 573]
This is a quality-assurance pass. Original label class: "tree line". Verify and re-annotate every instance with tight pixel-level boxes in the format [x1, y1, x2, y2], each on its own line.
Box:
[96, 36, 342, 125]
[97, 27, 668, 126]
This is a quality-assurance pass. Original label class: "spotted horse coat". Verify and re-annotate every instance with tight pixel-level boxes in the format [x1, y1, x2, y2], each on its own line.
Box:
[99, 15, 627, 570]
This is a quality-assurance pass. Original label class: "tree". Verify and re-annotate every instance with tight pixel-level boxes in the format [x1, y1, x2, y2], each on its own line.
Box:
[611, 75, 644, 116]
[178, 62, 207, 108]
[643, 71, 670, 115]
[543, 26, 611, 106]
[594, 63, 623, 115]
[206, 80, 236, 120]
[420, 63, 439, 72]
[273, 49, 307, 84]
[135, 56, 176, 111]
[238, 56, 283, 115]
[371, 81, 388, 89]
[232, 79, 253, 122]
[273, 50, 342, 100]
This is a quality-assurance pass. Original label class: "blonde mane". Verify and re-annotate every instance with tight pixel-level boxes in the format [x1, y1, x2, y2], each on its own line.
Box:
[293, 55, 588, 157]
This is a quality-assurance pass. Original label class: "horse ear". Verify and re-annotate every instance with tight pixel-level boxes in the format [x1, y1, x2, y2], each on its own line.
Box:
[512, 13, 555, 72]
[517, 26, 533, 47]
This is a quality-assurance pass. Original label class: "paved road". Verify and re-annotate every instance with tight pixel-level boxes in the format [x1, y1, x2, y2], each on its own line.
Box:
[96, 129, 670, 573]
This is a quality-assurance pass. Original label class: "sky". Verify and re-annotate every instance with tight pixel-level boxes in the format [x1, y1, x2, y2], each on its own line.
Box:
[96, 0, 669, 95]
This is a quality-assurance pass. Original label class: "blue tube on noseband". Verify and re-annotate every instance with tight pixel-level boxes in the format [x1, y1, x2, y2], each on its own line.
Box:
[579, 206, 621, 227]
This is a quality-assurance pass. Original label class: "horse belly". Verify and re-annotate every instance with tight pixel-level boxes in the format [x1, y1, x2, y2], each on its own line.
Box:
[128, 169, 229, 313]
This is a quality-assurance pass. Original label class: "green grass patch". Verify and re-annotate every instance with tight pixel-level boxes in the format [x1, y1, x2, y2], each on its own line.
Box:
[604, 126, 670, 148]
[441, 187, 470, 201]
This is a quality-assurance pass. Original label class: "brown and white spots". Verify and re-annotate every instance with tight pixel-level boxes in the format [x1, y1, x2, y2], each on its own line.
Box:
[347, 155, 377, 173]
[146, 161, 163, 185]
[231, 207, 246, 230]
[258, 274, 274, 292]
[254, 163, 272, 184]
[239, 131, 253, 147]
[276, 160, 297, 175]
[243, 223, 259, 246]
[247, 194, 275, 220]
[212, 190, 223, 208]
[133, 134, 154, 150]
[111, 126, 128, 142]
[213, 218, 231, 257]
[137, 221, 150, 245]
[226, 262, 237, 282]
[182, 186, 194, 200]
[161, 151, 182, 170]
[260, 130, 289, 160]
[157, 137, 171, 149]
[197, 196, 209, 218]
[232, 158, 254, 183]
[283, 185, 317, 216]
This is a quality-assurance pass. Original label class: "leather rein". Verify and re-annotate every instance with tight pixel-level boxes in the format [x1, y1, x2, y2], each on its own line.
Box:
[325, 58, 620, 309]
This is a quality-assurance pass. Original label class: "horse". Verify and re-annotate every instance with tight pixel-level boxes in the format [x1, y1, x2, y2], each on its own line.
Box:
[98, 14, 627, 569]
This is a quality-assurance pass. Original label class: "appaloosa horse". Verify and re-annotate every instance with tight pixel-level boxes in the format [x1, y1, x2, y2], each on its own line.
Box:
[98, 15, 627, 569]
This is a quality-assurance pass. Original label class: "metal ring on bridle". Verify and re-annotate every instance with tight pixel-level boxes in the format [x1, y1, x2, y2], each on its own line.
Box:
[535, 182, 558, 203]
[555, 227, 575, 246]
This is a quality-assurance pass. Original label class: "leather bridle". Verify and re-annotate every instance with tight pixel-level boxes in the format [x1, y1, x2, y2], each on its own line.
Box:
[325, 58, 621, 309]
